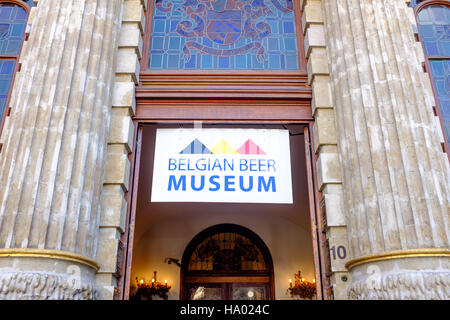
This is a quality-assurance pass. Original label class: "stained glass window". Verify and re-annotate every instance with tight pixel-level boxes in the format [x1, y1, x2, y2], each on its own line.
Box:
[416, 5, 450, 142]
[429, 59, 450, 139]
[0, 2, 31, 126]
[188, 231, 267, 271]
[417, 5, 450, 56]
[409, 0, 422, 8]
[0, 58, 15, 116]
[0, 4, 27, 55]
[148, 0, 299, 70]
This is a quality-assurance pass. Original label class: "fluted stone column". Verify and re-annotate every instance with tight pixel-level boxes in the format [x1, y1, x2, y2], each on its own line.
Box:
[0, 0, 122, 299]
[322, 0, 450, 299]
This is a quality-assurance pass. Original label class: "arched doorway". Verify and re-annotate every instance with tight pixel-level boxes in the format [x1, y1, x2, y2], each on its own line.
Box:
[180, 224, 275, 300]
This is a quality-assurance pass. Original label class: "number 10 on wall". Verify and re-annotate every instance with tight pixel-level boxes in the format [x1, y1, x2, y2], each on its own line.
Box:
[330, 245, 347, 260]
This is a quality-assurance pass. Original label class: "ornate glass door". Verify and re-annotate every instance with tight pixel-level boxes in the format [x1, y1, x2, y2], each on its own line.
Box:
[230, 283, 268, 300]
[182, 224, 274, 300]
[186, 282, 270, 300]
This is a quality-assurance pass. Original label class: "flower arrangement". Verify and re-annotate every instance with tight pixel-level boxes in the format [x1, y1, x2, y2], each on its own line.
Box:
[287, 271, 317, 300]
[131, 277, 171, 300]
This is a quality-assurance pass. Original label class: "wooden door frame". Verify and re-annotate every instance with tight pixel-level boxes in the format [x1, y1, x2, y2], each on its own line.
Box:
[118, 118, 330, 300]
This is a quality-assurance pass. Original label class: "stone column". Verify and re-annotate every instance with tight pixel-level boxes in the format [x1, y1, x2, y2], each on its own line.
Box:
[321, 0, 450, 299]
[0, 0, 122, 299]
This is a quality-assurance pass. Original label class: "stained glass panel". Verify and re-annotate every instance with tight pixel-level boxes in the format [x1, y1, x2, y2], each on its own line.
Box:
[148, 0, 299, 70]
[416, 5, 450, 142]
[188, 231, 267, 271]
[417, 5, 450, 56]
[0, 1, 30, 124]
[430, 60, 450, 139]
[0, 4, 28, 55]
[0, 58, 16, 122]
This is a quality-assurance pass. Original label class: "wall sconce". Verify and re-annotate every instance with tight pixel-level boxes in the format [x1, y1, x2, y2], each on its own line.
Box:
[287, 270, 317, 300]
[165, 257, 181, 267]
[131, 271, 172, 300]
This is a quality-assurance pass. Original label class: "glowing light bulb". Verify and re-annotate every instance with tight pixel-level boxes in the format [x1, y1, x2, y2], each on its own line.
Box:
[301, 278, 305, 282]
[313, 279, 316, 283]
[165, 280, 168, 285]
[140, 279, 144, 284]
[151, 278, 155, 283]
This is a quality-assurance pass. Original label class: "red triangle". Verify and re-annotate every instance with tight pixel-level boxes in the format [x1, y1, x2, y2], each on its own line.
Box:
[237, 139, 267, 155]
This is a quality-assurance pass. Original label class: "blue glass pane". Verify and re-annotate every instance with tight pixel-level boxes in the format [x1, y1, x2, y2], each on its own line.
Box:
[409, 0, 421, 8]
[148, 0, 299, 70]
[418, 5, 450, 57]
[0, 58, 16, 123]
[0, 4, 28, 55]
[429, 60, 450, 141]
[24, 0, 36, 7]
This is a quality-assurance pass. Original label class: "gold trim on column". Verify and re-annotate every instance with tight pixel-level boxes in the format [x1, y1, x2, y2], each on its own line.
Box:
[0, 248, 100, 270]
[345, 248, 450, 270]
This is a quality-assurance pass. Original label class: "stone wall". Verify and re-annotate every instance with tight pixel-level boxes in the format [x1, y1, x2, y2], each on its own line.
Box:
[301, 0, 350, 299]
[95, 0, 145, 300]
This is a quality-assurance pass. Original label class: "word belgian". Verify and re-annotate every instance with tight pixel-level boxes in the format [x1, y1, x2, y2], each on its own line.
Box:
[168, 158, 276, 172]
[167, 158, 278, 193]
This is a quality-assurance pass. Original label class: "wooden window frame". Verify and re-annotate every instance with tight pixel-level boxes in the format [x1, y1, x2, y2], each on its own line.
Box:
[414, 0, 450, 157]
[0, 0, 31, 142]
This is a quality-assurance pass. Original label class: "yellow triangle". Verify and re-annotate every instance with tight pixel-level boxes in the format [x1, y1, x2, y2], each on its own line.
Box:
[211, 139, 238, 154]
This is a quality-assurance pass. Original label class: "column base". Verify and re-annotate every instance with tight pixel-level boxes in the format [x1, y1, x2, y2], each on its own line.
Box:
[0, 252, 98, 300]
[347, 256, 450, 300]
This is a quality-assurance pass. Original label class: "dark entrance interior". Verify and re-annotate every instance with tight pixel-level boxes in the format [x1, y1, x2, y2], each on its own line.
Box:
[126, 123, 322, 300]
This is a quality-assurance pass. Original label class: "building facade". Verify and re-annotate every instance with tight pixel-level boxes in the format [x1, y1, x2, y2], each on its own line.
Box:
[0, 0, 448, 300]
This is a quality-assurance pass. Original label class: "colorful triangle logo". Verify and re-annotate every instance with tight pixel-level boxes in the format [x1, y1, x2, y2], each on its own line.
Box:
[211, 139, 238, 154]
[179, 139, 212, 154]
[237, 139, 267, 155]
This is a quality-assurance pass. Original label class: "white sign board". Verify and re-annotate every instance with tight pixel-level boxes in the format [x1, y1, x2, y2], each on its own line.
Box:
[151, 128, 293, 204]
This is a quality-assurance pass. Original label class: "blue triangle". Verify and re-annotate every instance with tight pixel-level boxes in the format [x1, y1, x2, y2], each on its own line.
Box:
[179, 139, 212, 154]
